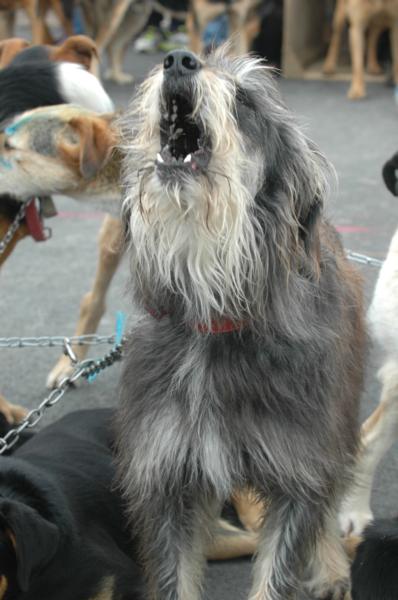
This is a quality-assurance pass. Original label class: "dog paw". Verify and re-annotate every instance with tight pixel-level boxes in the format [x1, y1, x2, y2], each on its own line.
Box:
[347, 84, 366, 100]
[46, 355, 76, 389]
[104, 69, 134, 85]
[315, 580, 351, 600]
[339, 504, 373, 537]
[323, 61, 336, 75]
[0, 395, 27, 424]
[367, 62, 383, 75]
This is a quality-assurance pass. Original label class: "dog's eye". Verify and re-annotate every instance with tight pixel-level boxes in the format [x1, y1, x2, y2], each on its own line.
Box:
[235, 86, 255, 111]
[3, 140, 13, 151]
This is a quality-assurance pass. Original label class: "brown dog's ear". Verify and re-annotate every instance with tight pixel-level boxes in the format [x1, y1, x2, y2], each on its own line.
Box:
[53, 35, 99, 71]
[66, 116, 116, 180]
[0, 38, 30, 68]
[0, 499, 60, 592]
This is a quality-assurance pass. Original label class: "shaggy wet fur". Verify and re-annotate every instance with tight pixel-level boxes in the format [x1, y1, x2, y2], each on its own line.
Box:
[116, 49, 365, 600]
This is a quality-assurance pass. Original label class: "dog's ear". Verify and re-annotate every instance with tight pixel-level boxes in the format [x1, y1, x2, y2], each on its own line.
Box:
[0, 38, 30, 68]
[66, 116, 116, 180]
[0, 499, 60, 592]
[54, 35, 99, 71]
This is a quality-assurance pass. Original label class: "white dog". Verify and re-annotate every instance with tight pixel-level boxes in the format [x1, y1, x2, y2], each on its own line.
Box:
[340, 153, 398, 535]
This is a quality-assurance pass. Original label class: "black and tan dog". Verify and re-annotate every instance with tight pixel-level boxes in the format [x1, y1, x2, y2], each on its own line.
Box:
[0, 35, 99, 74]
[0, 408, 257, 600]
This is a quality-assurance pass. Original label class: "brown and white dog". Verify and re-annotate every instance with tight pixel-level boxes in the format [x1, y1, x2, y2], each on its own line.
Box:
[0, 34, 99, 73]
[0, 105, 123, 387]
[323, 0, 398, 99]
[0, 0, 73, 44]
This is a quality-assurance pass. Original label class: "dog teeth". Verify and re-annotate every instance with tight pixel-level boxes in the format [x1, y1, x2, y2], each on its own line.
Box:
[184, 154, 192, 163]
[157, 153, 164, 163]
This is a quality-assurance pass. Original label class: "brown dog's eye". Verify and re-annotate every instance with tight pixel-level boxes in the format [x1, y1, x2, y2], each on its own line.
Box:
[3, 140, 12, 151]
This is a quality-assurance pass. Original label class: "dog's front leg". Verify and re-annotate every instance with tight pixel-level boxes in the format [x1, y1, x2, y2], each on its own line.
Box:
[0, 8, 15, 39]
[23, 0, 45, 44]
[46, 215, 123, 388]
[340, 359, 398, 535]
[323, 0, 346, 75]
[137, 494, 217, 600]
[390, 17, 398, 87]
[347, 7, 369, 99]
[250, 493, 350, 600]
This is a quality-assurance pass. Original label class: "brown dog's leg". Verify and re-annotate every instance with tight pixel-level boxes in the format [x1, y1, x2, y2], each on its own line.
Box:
[205, 519, 258, 560]
[95, 0, 132, 53]
[0, 8, 15, 39]
[366, 20, 385, 75]
[323, 0, 347, 75]
[49, 0, 73, 36]
[187, 0, 226, 54]
[105, 2, 152, 84]
[46, 215, 124, 388]
[229, 0, 255, 55]
[232, 488, 265, 532]
[391, 17, 398, 86]
[22, 0, 45, 43]
[0, 395, 27, 424]
[348, 18, 367, 99]
[186, 10, 202, 54]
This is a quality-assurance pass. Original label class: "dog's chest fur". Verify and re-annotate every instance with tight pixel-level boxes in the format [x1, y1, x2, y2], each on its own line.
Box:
[119, 283, 357, 502]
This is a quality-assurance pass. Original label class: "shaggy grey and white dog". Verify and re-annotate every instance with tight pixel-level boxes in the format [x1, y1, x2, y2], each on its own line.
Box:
[116, 48, 365, 600]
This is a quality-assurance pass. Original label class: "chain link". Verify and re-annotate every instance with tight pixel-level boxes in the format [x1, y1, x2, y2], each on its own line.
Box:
[0, 200, 29, 255]
[0, 343, 123, 455]
[346, 250, 384, 268]
[0, 333, 120, 349]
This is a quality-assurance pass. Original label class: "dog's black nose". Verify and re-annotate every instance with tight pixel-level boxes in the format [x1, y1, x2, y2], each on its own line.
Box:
[163, 50, 201, 77]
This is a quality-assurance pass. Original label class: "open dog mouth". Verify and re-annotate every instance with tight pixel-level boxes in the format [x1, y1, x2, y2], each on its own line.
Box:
[157, 94, 211, 174]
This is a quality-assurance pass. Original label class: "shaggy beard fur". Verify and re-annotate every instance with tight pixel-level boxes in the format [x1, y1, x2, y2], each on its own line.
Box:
[121, 49, 330, 331]
[117, 48, 365, 600]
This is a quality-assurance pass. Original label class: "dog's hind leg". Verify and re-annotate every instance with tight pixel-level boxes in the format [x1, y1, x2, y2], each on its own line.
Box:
[323, 0, 347, 75]
[250, 493, 350, 600]
[0, 9, 15, 39]
[95, 0, 133, 53]
[137, 494, 218, 600]
[46, 215, 123, 388]
[23, 0, 45, 44]
[105, 3, 152, 84]
[340, 360, 398, 536]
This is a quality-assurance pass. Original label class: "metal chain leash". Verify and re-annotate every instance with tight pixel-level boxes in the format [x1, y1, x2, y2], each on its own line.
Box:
[346, 250, 384, 268]
[0, 200, 29, 255]
[0, 341, 124, 455]
[0, 333, 121, 349]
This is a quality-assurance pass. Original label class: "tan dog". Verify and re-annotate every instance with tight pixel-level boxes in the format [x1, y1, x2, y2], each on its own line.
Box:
[324, 0, 398, 99]
[0, 0, 73, 44]
[187, 0, 262, 55]
[0, 35, 99, 73]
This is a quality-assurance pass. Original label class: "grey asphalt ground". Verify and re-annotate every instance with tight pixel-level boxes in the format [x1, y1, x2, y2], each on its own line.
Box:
[1, 39, 398, 598]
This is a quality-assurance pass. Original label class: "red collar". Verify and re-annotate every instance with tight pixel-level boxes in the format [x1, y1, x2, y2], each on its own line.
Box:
[147, 308, 245, 334]
[25, 199, 49, 242]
